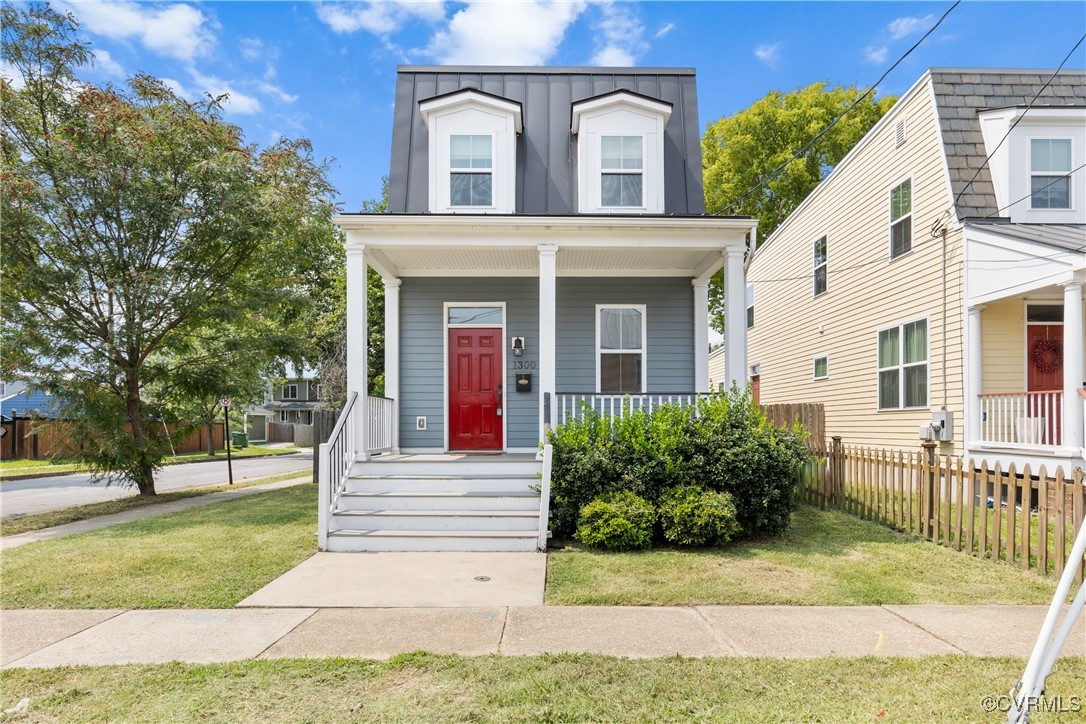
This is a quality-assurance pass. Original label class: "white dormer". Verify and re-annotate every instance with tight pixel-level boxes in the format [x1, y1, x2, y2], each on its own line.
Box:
[420, 89, 523, 214]
[571, 90, 672, 214]
[978, 106, 1086, 224]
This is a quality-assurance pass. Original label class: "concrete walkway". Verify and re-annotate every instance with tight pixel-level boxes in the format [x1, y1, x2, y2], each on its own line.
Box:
[2, 604, 1083, 668]
[0, 477, 310, 550]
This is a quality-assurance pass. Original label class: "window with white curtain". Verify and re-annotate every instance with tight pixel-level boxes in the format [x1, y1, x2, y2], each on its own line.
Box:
[878, 319, 927, 409]
[597, 305, 646, 393]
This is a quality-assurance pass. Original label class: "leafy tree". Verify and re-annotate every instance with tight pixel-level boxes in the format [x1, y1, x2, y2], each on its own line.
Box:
[702, 82, 896, 333]
[1, 3, 340, 493]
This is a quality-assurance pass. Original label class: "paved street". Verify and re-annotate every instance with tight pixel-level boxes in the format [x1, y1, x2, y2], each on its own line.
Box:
[0, 452, 312, 518]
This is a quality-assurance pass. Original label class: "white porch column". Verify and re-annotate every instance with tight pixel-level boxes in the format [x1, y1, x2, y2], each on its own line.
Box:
[346, 245, 369, 457]
[723, 246, 747, 391]
[966, 305, 984, 444]
[693, 281, 710, 393]
[1062, 281, 1084, 450]
[539, 244, 558, 442]
[384, 278, 401, 454]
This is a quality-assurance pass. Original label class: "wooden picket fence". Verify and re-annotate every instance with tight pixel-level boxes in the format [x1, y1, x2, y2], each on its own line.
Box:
[762, 402, 825, 451]
[800, 438, 1086, 582]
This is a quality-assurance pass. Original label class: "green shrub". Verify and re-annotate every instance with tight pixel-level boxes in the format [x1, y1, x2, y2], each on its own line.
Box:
[574, 491, 656, 550]
[658, 485, 740, 547]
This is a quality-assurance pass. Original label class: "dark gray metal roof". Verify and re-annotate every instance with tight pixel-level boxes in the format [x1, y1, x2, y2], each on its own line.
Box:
[965, 221, 1086, 253]
[388, 65, 705, 215]
[929, 68, 1086, 219]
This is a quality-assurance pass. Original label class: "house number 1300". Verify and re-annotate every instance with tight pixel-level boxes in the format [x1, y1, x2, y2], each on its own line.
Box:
[513, 361, 537, 370]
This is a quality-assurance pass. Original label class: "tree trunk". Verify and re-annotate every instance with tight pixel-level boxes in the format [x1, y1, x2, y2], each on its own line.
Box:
[125, 368, 156, 496]
[206, 423, 215, 456]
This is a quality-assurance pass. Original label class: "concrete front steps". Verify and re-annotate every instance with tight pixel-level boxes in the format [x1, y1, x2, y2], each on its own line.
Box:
[325, 457, 542, 552]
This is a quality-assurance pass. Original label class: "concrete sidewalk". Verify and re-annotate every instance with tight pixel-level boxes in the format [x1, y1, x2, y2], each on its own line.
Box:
[0, 477, 310, 550]
[2, 604, 1083, 668]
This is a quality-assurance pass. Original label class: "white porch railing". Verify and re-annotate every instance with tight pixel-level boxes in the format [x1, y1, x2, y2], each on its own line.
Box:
[978, 391, 1062, 447]
[318, 391, 359, 550]
[366, 395, 394, 454]
[556, 392, 711, 426]
[537, 444, 552, 552]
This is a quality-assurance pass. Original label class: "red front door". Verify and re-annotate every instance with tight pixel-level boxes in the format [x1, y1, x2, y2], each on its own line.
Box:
[449, 328, 503, 451]
[1027, 324, 1062, 444]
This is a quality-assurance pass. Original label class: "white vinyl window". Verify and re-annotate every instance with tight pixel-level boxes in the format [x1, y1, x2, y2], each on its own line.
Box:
[813, 356, 829, 380]
[813, 236, 827, 296]
[878, 319, 928, 410]
[600, 135, 643, 207]
[889, 178, 912, 259]
[282, 384, 298, 400]
[597, 305, 646, 393]
[1030, 138, 1072, 209]
[449, 134, 493, 207]
[315, 384, 323, 400]
[745, 284, 755, 329]
[279, 411, 288, 423]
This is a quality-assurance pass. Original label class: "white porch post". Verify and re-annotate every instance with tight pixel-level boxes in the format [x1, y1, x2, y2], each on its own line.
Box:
[1061, 281, 1084, 450]
[723, 246, 747, 391]
[346, 245, 369, 458]
[966, 305, 984, 444]
[384, 278, 401, 454]
[539, 244, 558, 442]
[693, 281, 710, 393]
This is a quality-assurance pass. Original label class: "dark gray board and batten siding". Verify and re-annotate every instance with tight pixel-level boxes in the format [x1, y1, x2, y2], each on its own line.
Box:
[399, 277, 695, 449]
[388, 66, 705, 216]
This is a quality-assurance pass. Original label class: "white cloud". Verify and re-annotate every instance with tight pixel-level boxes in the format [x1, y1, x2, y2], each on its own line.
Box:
[654, 22, 676, 39]
[90, 49, 124, 78]
[888, 14, 934, 40]
[864, 45, 888, 64]
[58, 1, 216, 63]
[590, 2, 647, 67]
[185, 70, 263, 115]
[258, 81, 298, 104]
[1, 61, 26, 90]
[316, 1, 444, 35]
[428, 1, 586, 65]
[754, 41, 782, 66]
[241, 37, 264, 61]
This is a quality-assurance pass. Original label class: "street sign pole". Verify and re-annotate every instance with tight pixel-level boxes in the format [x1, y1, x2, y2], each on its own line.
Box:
[220, 397, 233, 486]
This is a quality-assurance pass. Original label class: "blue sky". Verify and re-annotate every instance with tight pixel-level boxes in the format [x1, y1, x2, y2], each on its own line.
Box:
[32, 1, 1086, 209]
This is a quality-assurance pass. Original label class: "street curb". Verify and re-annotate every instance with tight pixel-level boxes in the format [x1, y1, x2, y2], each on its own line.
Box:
[0, 450, 306, 482]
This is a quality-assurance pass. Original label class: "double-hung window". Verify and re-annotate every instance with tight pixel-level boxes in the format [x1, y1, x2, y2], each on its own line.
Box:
[598, 305, 645, 393]
[283, 384, 298, 400]
[878, 319, 927, 409]
[450, 134, 493, 207]
[889, 178, 912, 258]
[745, 284, 755, 329]
[813, 356, 828, 380]
[279, 411, 288, 423]
[600, 136, 643, 207]
[813, 236, 827, 296]
[1030, 139, 1072, 209]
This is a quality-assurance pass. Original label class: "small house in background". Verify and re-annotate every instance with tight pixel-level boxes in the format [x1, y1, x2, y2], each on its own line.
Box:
[747, 67, 1086, 470]
[245, 366, 322, 442]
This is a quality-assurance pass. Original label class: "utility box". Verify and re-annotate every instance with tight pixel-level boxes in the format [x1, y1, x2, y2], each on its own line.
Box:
[931, 411, 954, 442]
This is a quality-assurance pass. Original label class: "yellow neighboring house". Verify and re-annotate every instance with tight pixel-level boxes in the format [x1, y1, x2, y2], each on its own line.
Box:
[747, 67, 1086, 470]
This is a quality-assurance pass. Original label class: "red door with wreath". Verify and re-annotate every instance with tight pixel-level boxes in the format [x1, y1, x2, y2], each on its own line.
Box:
[1027, 324, 1062, 444]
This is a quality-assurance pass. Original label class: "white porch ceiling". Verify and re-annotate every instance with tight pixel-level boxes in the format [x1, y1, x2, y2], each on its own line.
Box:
[376, 246, 721, 277]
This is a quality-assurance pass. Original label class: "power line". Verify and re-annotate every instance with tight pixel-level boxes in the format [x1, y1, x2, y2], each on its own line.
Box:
[716, 0, 960, 215]
[978, 162, 1086, 220]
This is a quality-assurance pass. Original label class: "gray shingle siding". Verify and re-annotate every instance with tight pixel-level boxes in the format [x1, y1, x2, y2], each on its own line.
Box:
[388, 66, 705, 215]
[930, 68, 1086, 219]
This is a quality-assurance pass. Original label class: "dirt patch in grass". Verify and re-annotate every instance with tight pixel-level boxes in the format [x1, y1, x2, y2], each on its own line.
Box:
[1, 654, 1083, 722]
[546, 505, 1060, 606]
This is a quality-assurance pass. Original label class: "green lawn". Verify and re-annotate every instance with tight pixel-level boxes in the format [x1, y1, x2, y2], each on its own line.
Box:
[0, 485, 316, 609]
[0, 471, 311, 538]
[2, 654, 1083, 722]
[546, 505, 1061, 606]
[0, 445, 302, 479]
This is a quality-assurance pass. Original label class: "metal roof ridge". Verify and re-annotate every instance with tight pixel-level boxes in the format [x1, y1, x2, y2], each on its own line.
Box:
[396, 65, 697, 75]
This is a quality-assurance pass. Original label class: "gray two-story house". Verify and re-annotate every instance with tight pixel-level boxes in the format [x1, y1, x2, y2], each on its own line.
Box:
[322, 66, 756, 552]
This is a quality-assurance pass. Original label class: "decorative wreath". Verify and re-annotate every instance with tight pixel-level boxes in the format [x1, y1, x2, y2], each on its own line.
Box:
[1031, 338, 1063, 375]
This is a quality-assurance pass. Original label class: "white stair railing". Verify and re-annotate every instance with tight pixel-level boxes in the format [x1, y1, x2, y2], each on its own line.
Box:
[318, 391, 359, 550]
[537, 444, 553, 552]
[367, 395, 394, 454]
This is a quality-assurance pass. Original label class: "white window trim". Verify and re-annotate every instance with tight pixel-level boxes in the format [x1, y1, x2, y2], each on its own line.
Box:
[813, 234, 828, 297]
[595, 303, 648, 394]
[876, 315, 930, 411]
[888, 174, 914, 260]
[813, 354, 829, 380]
[283, 384, 298, 400]
[279, 410, 288, 423]
[598, 135, 645, 211]
[448, 133, 496, 210]
[1027, 136, 1074, 212]
[441, 301, 507, 453]
[315, 383, 323, 400]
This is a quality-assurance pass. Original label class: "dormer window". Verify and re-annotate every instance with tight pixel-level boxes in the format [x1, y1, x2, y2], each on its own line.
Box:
[450, 134, 493, 207]
[1030, 138, 1071, 209]
[419, 89, 522, 214]
[572, 90, 672, 214]
[601, 136, 643, 207]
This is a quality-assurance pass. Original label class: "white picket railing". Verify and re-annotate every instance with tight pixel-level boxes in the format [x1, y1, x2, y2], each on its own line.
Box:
[318, 391, 358, 550]
[366, 395, 394, 454]
[978, 391, 1062, 447]
[556, 392, 711, 426]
